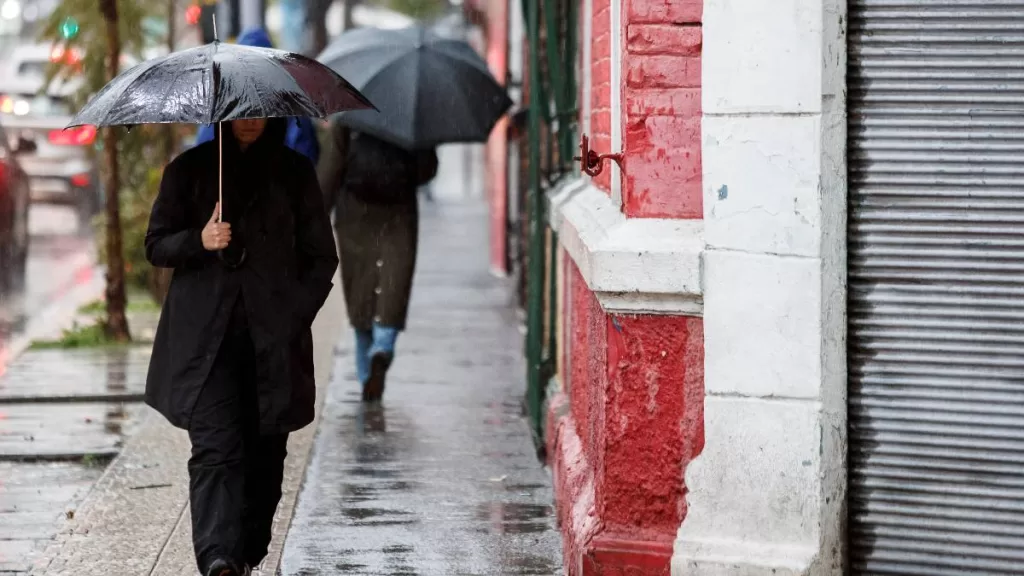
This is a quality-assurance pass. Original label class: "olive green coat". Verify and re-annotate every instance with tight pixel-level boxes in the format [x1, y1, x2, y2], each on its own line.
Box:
[318, 120, 437, 331]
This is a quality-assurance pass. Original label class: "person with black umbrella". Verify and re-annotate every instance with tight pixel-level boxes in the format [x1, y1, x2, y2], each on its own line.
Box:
[316, 25, 510, 402]
[147, 117, 338, 576]
[320, 122, 438, 403]
[65, 31, 371, 576]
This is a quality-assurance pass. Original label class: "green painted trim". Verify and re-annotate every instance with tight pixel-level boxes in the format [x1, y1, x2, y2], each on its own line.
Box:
[525, 0, 546, 445]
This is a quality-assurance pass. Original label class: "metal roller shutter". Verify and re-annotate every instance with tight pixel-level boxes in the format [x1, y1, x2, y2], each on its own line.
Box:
[848, 1, 1024, 574]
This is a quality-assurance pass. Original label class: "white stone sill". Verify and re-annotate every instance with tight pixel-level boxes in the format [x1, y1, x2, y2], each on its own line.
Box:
[547, 178, 704, 316]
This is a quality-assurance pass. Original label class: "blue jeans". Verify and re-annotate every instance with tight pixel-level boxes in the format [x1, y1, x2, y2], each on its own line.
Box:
[354, 324, 399, 384]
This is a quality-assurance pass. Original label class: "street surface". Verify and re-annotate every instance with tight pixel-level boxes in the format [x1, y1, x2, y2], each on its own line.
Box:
[280, 201, 562, 576]
[0, 205, 95, 363]
[0, 204, 121, 575]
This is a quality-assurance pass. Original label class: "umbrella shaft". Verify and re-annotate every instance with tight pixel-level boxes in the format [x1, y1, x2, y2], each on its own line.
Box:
[218, 121, 223, 223]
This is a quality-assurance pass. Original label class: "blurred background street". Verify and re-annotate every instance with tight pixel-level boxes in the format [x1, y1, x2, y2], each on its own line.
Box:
[0, 0, 510, 575]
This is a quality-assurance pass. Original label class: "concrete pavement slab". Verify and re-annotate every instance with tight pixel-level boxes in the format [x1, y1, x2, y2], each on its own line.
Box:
[0, 402, 144, 461]
[0, 348, 150, 404]
[280, 201, 562, 576]
[0, 463, 101, 575]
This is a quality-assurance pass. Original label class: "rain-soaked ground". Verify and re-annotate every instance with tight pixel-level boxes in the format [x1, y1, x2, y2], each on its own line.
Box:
[0, 206, 148, 574]
[281, 200, 563, 575]
[0, 206, 95, 357]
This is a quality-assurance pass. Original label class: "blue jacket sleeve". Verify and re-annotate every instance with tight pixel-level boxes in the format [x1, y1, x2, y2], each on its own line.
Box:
[287, 119, 320, 165]
[194, 124, 215, 147]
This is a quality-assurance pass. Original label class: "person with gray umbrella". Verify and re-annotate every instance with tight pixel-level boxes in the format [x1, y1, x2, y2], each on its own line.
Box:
[317, 25, 511, 402]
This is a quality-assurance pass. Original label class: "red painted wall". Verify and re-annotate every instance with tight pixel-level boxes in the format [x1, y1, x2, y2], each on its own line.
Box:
[484, 0, 510, 274]
[549, 0, 705, 573]
[550, 262, 704, 575]
[622, 0, 702, 218]
[591, 0, 613, 193]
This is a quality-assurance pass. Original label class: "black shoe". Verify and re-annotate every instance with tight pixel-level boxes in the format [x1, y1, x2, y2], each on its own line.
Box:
[206, 559, 241, 576]
[361, 351, 392, 403]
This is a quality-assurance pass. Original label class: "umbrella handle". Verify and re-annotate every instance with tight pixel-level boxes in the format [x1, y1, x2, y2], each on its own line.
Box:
[218, 121, 223, 223]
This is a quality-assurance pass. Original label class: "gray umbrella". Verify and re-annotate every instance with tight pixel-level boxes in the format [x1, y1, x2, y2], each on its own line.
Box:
[317, 25, 512, 150]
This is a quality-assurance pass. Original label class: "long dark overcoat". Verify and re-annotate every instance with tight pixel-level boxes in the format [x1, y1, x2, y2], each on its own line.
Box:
[319, 122, 437, 331]
[145, 122, 338, 436]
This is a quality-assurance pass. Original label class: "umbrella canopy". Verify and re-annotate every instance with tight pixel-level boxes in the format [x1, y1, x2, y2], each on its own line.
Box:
[68, 41, 373, 128]
[317, 25, 512, 150]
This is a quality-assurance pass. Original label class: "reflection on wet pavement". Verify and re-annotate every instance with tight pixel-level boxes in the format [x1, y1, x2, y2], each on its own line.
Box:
[0, 209, 95, 358]
[0, 347, 150, 461]
[281, 202, 562, 575]
[0, 206, 122, 573]
[0, 348, 150, 403]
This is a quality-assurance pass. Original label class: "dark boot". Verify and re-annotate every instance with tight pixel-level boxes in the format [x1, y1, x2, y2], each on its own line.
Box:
[206, 558, 241, 576]
[361, 351, 392, 403]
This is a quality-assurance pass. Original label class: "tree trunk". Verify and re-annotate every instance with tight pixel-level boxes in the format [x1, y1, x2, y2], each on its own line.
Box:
[99, 0, 131, 342]
[306, 0, 333, 56]
[163, 0, 177, 165]
[340, 0, 356, 33]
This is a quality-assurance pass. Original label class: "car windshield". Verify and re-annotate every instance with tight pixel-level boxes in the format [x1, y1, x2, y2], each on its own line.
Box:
[17, 61, 48, 78]
[0, 93, 72, 117]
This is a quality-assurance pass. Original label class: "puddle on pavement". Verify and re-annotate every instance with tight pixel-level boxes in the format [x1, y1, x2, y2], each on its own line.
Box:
[474, 502, 554, 535]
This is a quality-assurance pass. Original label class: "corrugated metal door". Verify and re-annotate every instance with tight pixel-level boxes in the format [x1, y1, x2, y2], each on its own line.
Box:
[848, 1, 1024, 574]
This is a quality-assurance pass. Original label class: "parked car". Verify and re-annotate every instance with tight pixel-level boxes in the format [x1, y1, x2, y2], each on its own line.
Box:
[0, 119, 36, 293]
[0, 45, 98, 229]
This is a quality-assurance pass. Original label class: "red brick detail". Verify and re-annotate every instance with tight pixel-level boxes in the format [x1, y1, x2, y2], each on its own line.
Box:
[626, 88, 699, 117]
[627, 0, 702, 24]
[626, 55, 700, 89]
[620, 0, 703, 218]
[590, 0, 613, 194]
[622, 115, 702, 219]
[627, 24, 702, 56]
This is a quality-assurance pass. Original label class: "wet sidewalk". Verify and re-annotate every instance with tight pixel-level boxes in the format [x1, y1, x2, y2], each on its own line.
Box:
[280, 200, 562, 575]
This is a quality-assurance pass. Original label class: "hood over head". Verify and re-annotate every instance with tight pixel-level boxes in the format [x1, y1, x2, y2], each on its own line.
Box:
[217, 117, 288, 156]
[236, 27, 274, 49]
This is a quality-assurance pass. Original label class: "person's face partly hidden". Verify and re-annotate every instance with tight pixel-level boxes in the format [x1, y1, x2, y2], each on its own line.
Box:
[231, 118, 267, 147]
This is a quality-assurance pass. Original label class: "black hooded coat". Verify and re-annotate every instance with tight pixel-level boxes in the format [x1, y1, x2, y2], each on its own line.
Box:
[144, 119, 339, 435]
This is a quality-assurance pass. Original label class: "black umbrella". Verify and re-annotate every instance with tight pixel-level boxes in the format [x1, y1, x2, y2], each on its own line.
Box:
[68, 37, 373, 218]
[317, 25, 512, 150]
[68, 42, 372, 127]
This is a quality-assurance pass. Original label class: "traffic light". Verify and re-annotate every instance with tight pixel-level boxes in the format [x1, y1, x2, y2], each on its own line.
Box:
[186, 4, 201, 26]
[59, 17, 79, 40]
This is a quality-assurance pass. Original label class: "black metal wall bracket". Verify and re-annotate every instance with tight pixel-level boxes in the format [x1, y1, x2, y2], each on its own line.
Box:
[573, 133, 624, 178]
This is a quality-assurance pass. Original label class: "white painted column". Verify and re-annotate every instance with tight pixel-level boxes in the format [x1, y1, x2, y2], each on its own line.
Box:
[673, 0, 847, 574]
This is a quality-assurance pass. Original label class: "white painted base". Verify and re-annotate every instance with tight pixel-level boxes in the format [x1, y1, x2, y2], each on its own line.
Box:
[548, 178, 704, 315]
[674, 396, 843, 576]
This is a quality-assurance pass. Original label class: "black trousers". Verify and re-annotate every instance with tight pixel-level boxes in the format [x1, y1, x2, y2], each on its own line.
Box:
[188, 300, 289, 573]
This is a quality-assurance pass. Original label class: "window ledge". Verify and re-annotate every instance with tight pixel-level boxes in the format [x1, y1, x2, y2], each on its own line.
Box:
[548, 179, 704, 316]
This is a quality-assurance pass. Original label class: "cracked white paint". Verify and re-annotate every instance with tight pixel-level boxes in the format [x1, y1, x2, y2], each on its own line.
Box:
[673, 0, 848, 573]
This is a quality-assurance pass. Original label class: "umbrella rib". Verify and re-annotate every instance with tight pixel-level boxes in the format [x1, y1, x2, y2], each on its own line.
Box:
[265, 59, 317, 116]
[207, 43, 220, 124]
